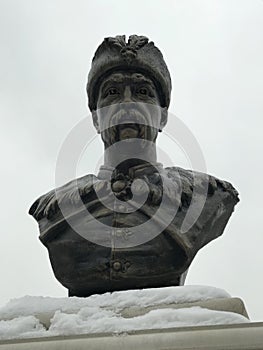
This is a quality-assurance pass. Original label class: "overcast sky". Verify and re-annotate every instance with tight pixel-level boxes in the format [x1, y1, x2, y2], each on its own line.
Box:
[0, 0, 263, 321]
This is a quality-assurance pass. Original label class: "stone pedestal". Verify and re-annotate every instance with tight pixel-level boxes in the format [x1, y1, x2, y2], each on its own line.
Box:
[1, 287, 257, 349]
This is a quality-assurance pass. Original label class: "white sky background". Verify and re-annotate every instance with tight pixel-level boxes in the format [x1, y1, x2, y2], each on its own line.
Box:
[0, 0, 262, 321]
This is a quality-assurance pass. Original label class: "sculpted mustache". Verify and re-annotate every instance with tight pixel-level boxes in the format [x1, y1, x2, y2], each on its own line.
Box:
[98, 102, 162, 130]
[109, 109, 147, 128]
[100, 110, 149, 145]
[97, 108, 149, 130]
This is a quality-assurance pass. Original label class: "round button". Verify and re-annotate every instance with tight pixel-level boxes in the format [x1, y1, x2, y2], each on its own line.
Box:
[131, 178, 148, 195]
[116, 204, 126, 212]
[112, 261, 122, 271]
[115, 229, 123, 237]
[112, 180, 126, 193]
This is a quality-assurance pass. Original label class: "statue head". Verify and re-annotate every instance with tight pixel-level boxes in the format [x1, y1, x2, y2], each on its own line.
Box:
[86, 35, 172, 148]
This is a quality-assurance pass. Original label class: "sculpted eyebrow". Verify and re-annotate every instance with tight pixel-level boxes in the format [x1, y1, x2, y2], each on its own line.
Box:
[100, 75, 156, 92]
[101, 76, 124, 91]
[133, 77, 156, 89]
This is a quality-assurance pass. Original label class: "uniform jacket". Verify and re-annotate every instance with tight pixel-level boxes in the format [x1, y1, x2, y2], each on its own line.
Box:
[29, 164, 239, 297]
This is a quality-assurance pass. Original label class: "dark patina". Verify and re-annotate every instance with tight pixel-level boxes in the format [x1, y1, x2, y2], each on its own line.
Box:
[29, 35, 239, 297]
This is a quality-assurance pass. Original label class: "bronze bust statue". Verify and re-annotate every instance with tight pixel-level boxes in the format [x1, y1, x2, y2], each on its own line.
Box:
[29, 35, 239, 297]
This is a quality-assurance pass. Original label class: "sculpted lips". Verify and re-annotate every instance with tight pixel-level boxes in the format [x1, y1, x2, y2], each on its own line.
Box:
[118, 123, 140, 140]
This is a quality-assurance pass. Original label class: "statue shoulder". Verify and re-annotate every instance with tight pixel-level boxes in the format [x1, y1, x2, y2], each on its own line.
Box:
[29, 174, 98, 222]
[163, 166, 239, 257]
[164, 166, 239, 201]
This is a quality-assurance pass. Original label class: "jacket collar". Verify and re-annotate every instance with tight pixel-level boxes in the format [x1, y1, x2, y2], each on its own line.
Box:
[98, 162, 164, 180]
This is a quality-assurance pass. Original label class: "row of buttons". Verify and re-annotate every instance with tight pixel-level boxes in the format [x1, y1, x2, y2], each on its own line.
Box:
[111, 260, 131, 272]
[114, 228, 133, 239]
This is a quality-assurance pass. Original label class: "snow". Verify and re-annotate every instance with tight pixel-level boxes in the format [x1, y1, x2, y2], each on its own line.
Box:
[0, 286, 249, 340]
[48, 306, 248, 336]
[0, 285, 230, 319]
[0, 316, 45, 340]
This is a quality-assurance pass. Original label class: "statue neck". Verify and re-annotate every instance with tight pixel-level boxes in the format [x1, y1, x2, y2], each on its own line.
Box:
[103, 140, 157, 175]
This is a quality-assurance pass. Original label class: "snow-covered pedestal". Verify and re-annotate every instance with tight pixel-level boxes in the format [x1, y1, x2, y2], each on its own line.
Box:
[0, 286, 260, 350]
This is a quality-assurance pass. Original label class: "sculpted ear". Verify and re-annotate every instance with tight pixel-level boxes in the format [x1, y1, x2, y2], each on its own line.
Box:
[159, 107, 168, 132]
[92, 110, 100, 133]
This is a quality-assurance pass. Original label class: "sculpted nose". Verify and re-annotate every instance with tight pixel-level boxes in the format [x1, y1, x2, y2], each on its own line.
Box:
[123, 86, 133, 102]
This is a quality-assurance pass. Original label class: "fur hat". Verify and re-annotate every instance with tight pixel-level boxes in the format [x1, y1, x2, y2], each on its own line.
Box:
[87, 35, 172, 111]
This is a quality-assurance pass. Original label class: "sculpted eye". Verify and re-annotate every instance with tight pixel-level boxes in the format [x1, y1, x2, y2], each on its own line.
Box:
[138, 88, 148, 95]
[106, 88, 119, 96]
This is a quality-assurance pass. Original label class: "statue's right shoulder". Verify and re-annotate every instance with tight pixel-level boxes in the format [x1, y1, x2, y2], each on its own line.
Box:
[28, 174, 97, 222]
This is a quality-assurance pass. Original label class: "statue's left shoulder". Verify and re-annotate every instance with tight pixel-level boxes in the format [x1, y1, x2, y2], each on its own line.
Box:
[164, 166, 239, 201]
[162, 166, 239, 256]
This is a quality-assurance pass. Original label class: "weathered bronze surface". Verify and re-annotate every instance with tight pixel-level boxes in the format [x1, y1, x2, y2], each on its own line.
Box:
[29, 35, 239, 297]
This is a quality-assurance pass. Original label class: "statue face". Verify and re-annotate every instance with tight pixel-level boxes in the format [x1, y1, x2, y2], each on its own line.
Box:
[93, 72, 167, 147]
